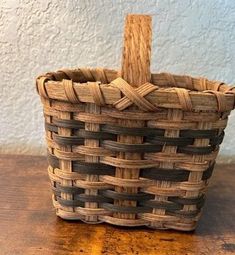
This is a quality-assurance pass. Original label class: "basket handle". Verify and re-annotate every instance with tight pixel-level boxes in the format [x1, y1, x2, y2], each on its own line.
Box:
[121, 14, 152, 86]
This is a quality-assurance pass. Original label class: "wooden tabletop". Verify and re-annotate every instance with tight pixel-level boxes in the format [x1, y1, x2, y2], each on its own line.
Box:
[0, 154, 234, 255]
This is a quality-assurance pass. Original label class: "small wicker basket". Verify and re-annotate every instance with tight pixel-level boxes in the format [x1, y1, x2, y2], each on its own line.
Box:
[36, 15, 235, 231]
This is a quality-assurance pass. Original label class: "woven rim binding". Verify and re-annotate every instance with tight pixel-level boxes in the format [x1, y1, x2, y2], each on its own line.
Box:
[36, 68, 235, 113]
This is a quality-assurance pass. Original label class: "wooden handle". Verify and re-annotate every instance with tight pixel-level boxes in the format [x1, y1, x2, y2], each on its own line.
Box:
[121, 14, 152, 87]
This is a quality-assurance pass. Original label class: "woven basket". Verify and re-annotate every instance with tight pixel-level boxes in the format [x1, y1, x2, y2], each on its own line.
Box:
[36, 15, 235, 231]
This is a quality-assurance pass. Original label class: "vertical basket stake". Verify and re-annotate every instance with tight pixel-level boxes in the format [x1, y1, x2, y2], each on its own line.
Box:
[114, 14, 152, 220]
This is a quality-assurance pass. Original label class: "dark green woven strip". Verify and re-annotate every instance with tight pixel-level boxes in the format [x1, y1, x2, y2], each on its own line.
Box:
[169, 195, 205, 209]
[101, 124, 165, 136]
[210, 131, 224, 146]
[100, 190, 154, 201]
[100, 203, 201, 216]
[140, 168, 190, 182]
[55, 184, 154, 202]
[80, 162, 114, 175]
[44, 117, 84, 130]
[145, 136, 193, 146]
[53, 134, 84, 145]
[53, 118, 84, 129]
[75, 194, 112, 203]
[51, 186, 60, 196]
[180, 129, 218, 138]
[45, 122, 58, 132]
[50, 134, 221, 152]
[47, 153, 115, 175]
[147, 132, 223, 147]
[45, 119, 222, 150]
[77, 129, 116, 140]
[140, 164, 214, 182]
[72, 161, 115, 175]
[54, 187, 154, 203]
[178, 145, 216, 155]
[47, 153, 214, 181]
[54, 182, 205, 209]
[47, 153, 59, 168]
[202, 163, 214, 180]
[102, 140, 162, 153]
[56, 195, 202, 216]
[55, 189, 204, 216]
[45, 119, 220, 141]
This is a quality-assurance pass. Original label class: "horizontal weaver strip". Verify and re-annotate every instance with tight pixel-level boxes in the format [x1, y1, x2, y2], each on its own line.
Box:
[55, 196, 202, 218]
[48, 153, 215, 182]
[54, 184, 205, 208]
[45, 120, 222, 140]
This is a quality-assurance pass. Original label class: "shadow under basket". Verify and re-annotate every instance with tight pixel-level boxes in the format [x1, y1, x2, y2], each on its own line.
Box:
[36, 67, 235, 231]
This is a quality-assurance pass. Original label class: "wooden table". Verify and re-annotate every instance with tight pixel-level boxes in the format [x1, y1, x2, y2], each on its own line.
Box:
[0, 155, 234, 255]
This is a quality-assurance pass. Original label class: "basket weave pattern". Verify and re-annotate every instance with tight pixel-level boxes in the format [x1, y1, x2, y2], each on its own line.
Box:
[36, 68, 234, 231]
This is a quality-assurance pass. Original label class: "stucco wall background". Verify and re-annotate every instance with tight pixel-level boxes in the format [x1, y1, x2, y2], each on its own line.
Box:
[0, 0, 234, 160]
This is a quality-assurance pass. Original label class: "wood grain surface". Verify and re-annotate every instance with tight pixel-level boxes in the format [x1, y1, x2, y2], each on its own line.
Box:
[0, 154, 234, 255]
[121, 14, 152, 86]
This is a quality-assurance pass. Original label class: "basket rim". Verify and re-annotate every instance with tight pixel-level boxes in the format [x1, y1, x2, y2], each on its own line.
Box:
[36, 67, 235, 112]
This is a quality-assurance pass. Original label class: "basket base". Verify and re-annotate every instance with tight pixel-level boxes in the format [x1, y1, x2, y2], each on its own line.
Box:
[53, 197, 198, 231]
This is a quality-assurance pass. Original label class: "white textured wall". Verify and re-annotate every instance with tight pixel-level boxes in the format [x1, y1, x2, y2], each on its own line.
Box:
[0, 0, 235, 158]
